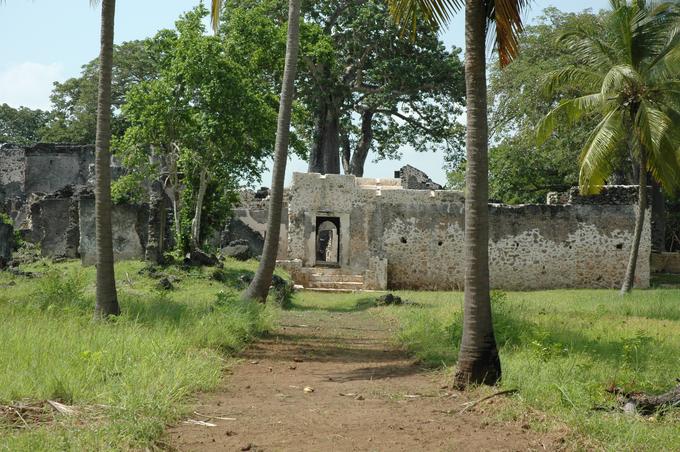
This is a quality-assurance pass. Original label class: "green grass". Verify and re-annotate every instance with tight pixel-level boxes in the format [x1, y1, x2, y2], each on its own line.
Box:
[0, 259, 275, 451]
[369, 289, 680, 451]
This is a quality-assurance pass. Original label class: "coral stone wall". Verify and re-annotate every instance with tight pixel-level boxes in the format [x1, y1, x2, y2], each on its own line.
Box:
[0, 144, 26, 201]
[24, 144, 94, 195]
[288, 172, 650, 290]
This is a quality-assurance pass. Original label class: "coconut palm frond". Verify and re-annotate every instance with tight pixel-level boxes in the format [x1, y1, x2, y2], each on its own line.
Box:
[490, 0, 531, 67]
[540, 67, 604, 97]
[559, 29, 618, 69]
[578, 108, 625, 194]
[536, 93, 606, 145]
[646, 103, 680, 193]
[387, 0, 463, 32]
[387, 0, 530, 66]
[210, 0, 224, 33]
[601, 64, 641, 94]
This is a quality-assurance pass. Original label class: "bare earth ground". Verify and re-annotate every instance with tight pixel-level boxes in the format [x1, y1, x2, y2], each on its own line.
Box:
[166, 307, 562, 451]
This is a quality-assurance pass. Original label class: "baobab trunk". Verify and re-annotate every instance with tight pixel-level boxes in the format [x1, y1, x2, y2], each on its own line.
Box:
[308, 99, 341, 174]
[93, 0, 120, 319]
[621, 150, 648, 294]
[453, 0, 501, 388]
[243, 0, 301, 303]
[348, 110, 374, 177]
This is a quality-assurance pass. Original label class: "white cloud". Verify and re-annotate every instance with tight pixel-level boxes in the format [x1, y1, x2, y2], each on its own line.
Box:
[0, 62, 65, 110]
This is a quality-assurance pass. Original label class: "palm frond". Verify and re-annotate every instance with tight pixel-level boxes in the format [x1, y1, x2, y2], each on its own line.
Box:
[540, 67, 604, 97]
[210, 0, 224, 33]
[601, 64, 641, 94]
[387, 0, 463, 31]
[490, 0, 531, 67]
[559, 29, 618, 69]
[579, 108, 625, 194]
[388, 0, 530, 66]
[636, 99, 680, 193]
[536, 93, 607, 145]
[636, 99, 671, 152]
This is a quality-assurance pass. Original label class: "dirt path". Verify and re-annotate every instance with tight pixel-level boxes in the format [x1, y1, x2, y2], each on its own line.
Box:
[166, 307, 560, 451]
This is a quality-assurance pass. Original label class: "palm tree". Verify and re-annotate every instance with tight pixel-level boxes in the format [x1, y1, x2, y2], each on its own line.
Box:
[92, 0, 120, 319]
[211, 0, 302, 303]
[537, 0, 680, 294]
[388, 0, 529, 387]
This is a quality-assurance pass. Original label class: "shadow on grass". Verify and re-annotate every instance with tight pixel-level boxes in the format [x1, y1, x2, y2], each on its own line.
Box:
[404, 305, 671, 374]
[123, 293, 191, 325]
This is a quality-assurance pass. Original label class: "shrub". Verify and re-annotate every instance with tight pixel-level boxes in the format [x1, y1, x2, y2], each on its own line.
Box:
[33, 268, 89, 311]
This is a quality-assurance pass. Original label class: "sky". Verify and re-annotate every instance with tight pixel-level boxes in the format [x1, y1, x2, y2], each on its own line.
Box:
[0, 0, 612, 186]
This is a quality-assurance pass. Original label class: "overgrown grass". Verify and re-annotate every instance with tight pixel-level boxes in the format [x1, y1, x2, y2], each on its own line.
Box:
[372, 289, 680, 451]
[0, 259, 275, 451]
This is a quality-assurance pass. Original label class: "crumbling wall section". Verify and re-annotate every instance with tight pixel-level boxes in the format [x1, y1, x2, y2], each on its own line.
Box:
[0, 144, 26, 203]
[224, 191, 288, 260]
[24, 144, 94, 195]
[79, 197, 149, 265]
[288, 173, 651, 290]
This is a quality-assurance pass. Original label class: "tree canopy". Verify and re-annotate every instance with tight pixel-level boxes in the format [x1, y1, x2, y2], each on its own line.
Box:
[116, 6, 277, 249]
[0, 104, 49, 145]
[220, 0, 466, 176]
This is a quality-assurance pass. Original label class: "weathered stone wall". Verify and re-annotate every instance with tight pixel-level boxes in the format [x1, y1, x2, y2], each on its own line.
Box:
[0, 143, 94, 203]
[24, 144, 94, 195]
[0, 144, 26, 202]
[395, 165, 443, 190]
[79, 197, 149, 265]
[0, 223, 13, 264]
[547, 185, 642, 205]
[224, 192, 288, 259]
[288, 173, 651, 290]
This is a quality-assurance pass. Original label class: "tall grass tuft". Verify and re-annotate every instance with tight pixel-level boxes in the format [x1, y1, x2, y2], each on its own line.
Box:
[0, 260, 274, 451]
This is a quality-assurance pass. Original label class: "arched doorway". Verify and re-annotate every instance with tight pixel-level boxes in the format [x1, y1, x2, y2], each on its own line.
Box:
[315, 216, 340, 266]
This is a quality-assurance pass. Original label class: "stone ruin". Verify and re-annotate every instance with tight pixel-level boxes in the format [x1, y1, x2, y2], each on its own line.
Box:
[394, 164, 443, 190]
[0, 143, 172, 264]
[0, 146, 652, 292]
[278, 173, 650, 291]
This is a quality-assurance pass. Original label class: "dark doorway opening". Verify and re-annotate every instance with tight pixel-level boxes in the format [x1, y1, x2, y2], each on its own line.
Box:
[316, 216, 340, 266]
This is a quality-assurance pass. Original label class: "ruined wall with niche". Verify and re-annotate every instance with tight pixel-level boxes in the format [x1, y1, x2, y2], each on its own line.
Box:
[287, 172, 650, 290]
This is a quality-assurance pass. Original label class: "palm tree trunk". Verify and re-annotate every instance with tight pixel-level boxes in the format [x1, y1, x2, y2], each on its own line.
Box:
[243, 0, 301, 303]
[190, 168, 209, 250]
[621, 149, 648, 294]
[93, 0, 120, 319]
[453, 0, 501, 388]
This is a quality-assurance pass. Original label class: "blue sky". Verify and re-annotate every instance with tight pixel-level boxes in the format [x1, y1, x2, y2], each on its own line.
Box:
[0, 0, 612, 186]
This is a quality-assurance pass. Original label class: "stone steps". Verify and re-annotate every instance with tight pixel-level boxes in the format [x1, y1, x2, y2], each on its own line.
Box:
[295, 267, 366, 291]
[308, 273, 364, 283]
[307, 281, 364, 290]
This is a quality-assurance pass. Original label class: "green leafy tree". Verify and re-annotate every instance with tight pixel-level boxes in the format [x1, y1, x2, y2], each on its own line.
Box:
[0, 104, 49, 145]
[220, 0, 466, 177]
[537, 0, 680, 294]
[40, 39, 162, 144]
[118, 6, 277, 250]
[483, 8, 614, 204]
[389, 0, 529, 388]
